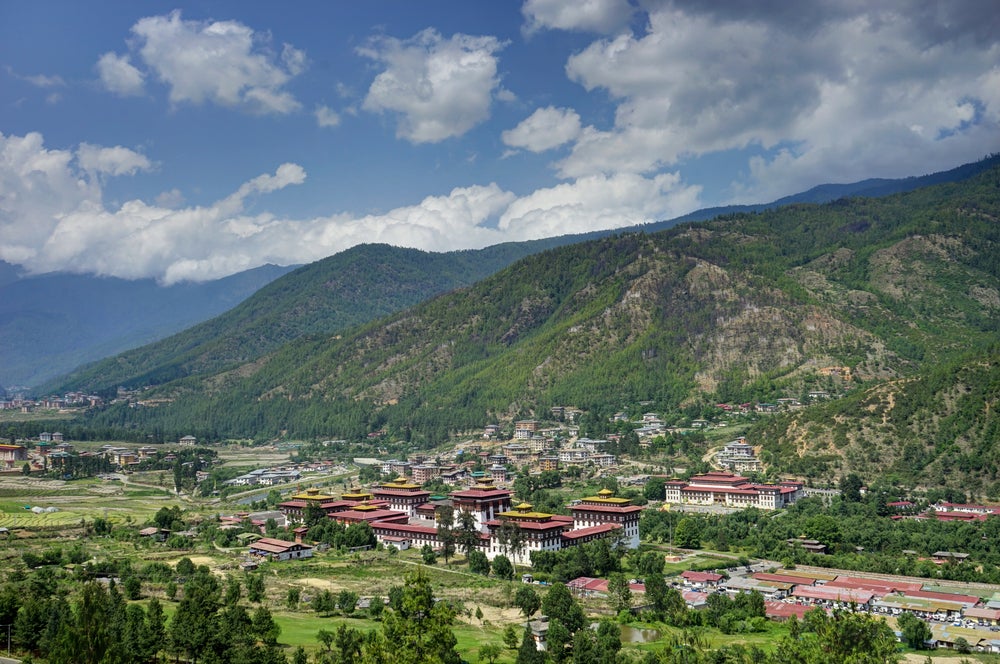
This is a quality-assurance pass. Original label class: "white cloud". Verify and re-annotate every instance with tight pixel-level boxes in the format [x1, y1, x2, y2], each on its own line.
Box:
[96, 52, 146, 97]
[0, 131, 705, 284]
[499, 171, 700, 238]
[522, 0, 634, 35]
[155, 188, 185, 208]
[24, 73, 65, 88]
[360, 29, 507, 143]
[99, 10, 305, 114]
[76, 144, 152, 177]
[315, 105, 341, 128]
[502, 106, 582, 152]
[0, 132, 95, 265]
[554, 3, 1000, 200]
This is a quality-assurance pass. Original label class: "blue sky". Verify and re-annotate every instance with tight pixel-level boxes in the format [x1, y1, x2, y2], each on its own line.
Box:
[1, 1, 998, 283]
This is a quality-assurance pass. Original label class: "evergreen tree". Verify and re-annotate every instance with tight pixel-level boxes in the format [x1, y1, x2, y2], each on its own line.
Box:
[252, 605, 280, 646]
[607, 572, 632, 614]
[514, 585, 541, 618]
[379, 569, 461, 664]
[469, 549, 491, 575]
[542, 583, 585, 634]
[456, 509, 482, 557]
[170, 570, 221, 662]
[516, 627, 544, 664]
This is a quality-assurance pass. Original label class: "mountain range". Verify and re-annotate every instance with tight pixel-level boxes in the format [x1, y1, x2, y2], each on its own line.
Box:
[44, 156, 998, 496]
[31, 155, 1000, 397]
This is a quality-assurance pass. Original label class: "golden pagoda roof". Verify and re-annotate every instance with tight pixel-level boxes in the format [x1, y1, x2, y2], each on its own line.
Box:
[290, 487, 336, 501]
[379, 478, 423, 490]
[499, 502, 556, 521]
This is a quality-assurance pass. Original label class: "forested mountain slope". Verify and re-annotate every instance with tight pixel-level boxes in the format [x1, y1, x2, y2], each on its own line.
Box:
[81, 163, 1000, 461]
[751, 352, 1000, 495]
[43, 156, 1000, 397]
[41, 240, 567, 395]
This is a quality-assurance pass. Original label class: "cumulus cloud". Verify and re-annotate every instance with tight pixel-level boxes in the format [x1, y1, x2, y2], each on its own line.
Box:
[502, 106, 582, 153]
[98, 10, 305, 114]
[96, 52, 145, 97]
[0, 131, 703, 283]
[499, 171, 701, 238]
[315, 105, 341, 128]
[522, 0, 634, 35]
[76, 143, 153, 177]
[554, 2, 1000, 199]
[360, 29, 507, 143]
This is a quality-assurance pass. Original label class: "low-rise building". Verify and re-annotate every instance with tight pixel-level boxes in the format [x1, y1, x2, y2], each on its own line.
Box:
[248, 537, 313, 561]
[664, 471, 803, 510]
[0, 444, 27, 469]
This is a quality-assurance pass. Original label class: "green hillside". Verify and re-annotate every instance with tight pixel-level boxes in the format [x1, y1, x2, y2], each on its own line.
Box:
[73, 162, 1000, 471]
[41, 240, 572, 395]
[44, 157, 1000, 398]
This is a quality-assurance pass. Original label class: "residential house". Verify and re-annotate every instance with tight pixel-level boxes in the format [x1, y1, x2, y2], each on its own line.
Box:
[248, 537, 314, 561]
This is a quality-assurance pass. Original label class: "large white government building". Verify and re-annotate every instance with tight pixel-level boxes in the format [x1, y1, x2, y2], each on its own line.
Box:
[664, 471, 804, 510]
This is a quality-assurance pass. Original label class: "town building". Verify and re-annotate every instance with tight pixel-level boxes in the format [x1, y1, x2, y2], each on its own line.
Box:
[663, 471, 803, 510]
[248, 537, 314, 561]
[411, 464, 441, 484]
[570, 488, 643, 548]
[513, 420, 539, 440]
[0, 444, 27, 469]
[370, 477, 431, 517]
[715, 437, 762, 473]
[538, 456, 559, 472]
[449, 477, 514, 531]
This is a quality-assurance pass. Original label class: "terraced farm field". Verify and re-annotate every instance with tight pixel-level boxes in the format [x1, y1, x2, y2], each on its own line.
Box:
[0, 476, 177, 529]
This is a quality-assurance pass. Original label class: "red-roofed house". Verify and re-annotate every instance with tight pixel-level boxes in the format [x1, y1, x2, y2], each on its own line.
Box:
[765, 601, 817, 621]
[681, 570, 724, 586]
[791, 585, 873, 609]
[753, 572, 812, 586]
[664, 471, 803, 510]
[825, 576, 922, 595]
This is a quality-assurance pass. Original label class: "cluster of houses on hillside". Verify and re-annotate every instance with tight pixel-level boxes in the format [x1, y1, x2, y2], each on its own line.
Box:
[364, 435, 619, 487]
[0, 434, 219, 476]
[0, 392, 104, 412]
